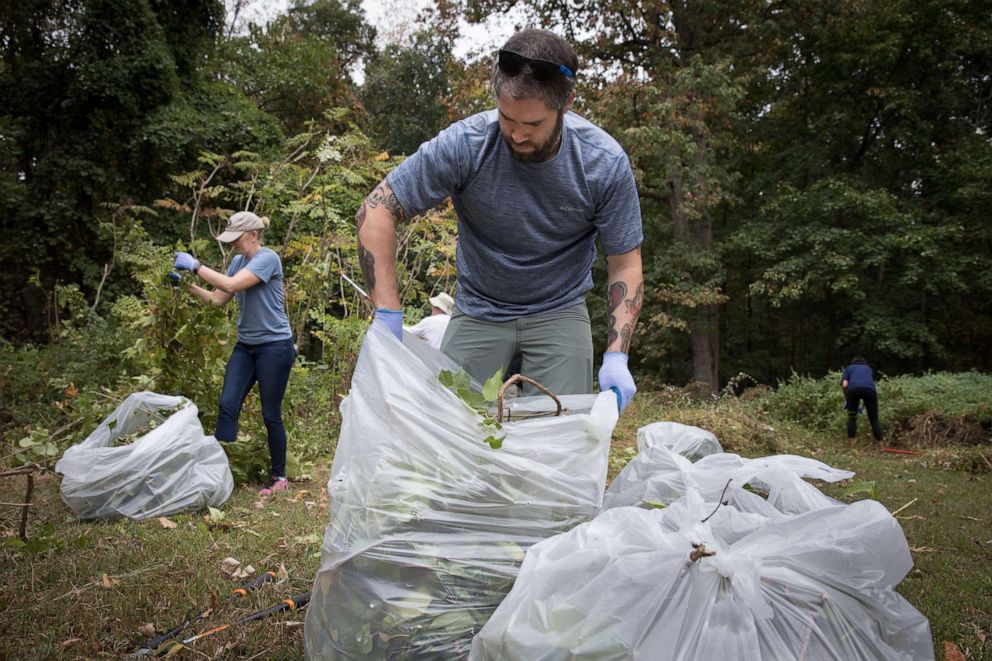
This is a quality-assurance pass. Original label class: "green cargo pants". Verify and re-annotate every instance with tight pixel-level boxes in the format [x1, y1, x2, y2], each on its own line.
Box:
[440, 302, 594, 396]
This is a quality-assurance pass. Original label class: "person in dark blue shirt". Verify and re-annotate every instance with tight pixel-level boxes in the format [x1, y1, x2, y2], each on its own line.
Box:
[841, 356, 883, 447]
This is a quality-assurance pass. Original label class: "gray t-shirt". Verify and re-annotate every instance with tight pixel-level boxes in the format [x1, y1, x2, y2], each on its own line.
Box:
[387, 109, 643, 321]
[226, 247, 293, 344]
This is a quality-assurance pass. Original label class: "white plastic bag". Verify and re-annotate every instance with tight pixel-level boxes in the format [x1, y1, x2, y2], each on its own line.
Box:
[55, 392, 233, 520]
[605, 444, 853, 513]
[471, 493, 934, 660]
[304, 323, 618, 660]
[637, 421, 723, 460]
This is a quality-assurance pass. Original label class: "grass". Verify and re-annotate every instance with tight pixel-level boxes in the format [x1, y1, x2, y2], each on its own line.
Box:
[2, 389, 990, 660]
[0, 474, 324, 659]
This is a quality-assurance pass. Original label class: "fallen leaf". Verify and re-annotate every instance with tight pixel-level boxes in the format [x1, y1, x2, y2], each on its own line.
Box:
[60, 638, 82, 648]
[944, 640, 966, 661]
[158, 517, 177, 529]
[138, 623, 156, 638]
[221, 557, 241, 576]
[230, 562, 255, 580]
[254, 500, 265, 509]
[277, 563, 290, 582]
[905, 479, 917, 485]
[101, 573, 120, 588]
[971, 623, 987, 643]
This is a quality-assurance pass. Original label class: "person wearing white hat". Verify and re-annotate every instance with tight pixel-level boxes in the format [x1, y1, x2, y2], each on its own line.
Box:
[405, 292, 454, 349]
[173, 211, 296, 497]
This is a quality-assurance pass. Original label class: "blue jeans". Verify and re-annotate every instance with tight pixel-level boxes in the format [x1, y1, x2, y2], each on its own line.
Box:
[216, 338, 296, 477]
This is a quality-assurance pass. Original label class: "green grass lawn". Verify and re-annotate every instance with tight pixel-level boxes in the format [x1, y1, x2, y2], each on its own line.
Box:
[1, 391, 990, 659]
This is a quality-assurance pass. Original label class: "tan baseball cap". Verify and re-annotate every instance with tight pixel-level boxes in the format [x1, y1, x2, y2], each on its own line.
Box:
[216, 211, 269, 243]
[429, 292, 455, 315]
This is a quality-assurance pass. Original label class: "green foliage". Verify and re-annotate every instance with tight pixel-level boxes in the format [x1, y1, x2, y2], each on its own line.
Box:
[214, 0, 374, 133]
[2, 113, 458, 484]
[0, 0, 226, 341]
[842, 480, 879, 500]
[438, 369, 506, 449]
[360, 29, 454, 155]
[761, 371, 992, 443]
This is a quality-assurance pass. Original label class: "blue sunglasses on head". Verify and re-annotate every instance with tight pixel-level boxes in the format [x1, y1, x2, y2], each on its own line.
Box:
[498, 49, 575, 82]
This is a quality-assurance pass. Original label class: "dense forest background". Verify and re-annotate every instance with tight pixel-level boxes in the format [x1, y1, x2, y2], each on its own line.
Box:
[2, 0, 990, 395]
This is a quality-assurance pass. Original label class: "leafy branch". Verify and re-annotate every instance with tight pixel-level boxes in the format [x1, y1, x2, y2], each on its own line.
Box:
[438, 369, 506, 449]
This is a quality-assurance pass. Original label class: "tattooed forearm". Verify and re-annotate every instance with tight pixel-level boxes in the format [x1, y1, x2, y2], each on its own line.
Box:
[607, 281, 642, 354]
[365, 180, 408, 223]
[606, 282, 626, 350]
[626, 282, 644, 318]
[620, 325, 632, 354]
[358, 240, 376, 292]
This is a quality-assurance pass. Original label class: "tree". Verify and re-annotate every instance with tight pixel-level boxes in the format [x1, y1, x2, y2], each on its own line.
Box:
[360, 28, 455, 155]
[730, 0, 992, 374]
[0, 0, 197, 340]
[215, 0, 376, 134]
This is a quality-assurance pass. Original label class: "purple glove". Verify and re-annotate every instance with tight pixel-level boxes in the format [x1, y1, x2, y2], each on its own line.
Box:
[374, 308, 403, 341]
[598, 352, 636, 413]
[174, 252, 200, 273]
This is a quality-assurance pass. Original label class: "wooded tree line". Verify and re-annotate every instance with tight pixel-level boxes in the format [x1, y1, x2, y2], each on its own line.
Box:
[2, 0, 990, 392]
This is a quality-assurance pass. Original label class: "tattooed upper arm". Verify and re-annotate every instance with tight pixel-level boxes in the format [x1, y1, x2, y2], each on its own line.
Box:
[364, 180, 408, 223]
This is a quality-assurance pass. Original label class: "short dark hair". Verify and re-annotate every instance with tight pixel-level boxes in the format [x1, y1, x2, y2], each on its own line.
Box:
[851, 356, 867, 365]
[492, 29, 578, 110]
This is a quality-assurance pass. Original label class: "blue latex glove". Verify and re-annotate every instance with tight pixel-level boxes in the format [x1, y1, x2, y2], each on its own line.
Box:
[166, 271, 182, 286]
[174, 252, 200, 272]
[598, 352, 636, 413]
[374, 308, 403, 341]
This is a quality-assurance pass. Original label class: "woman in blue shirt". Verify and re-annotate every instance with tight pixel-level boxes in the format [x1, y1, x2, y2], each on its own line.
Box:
[841, 356, 883, 447]
[174, 211, 296, 496]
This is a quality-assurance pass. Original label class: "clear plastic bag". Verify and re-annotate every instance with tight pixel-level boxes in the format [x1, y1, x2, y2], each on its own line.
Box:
[605, 444, 854, 513]
[471, 492, 934, 661]
[304, 324, 618, 660]
[55, 392, 233, 520]
[637, 421, 723, 460]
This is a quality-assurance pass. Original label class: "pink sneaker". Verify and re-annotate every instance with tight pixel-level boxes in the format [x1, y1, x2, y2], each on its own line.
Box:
[259, 476, 289, 496]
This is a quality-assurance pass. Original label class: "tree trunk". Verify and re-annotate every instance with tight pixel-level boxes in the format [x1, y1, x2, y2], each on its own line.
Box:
[670, 0, 721, 394]
[691, 304, 720, 391]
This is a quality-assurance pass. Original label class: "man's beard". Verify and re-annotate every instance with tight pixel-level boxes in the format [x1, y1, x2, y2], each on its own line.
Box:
[504, 111, 565, 163]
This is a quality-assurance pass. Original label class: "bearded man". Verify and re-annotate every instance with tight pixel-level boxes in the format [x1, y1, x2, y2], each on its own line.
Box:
[356, 28, 644, 412]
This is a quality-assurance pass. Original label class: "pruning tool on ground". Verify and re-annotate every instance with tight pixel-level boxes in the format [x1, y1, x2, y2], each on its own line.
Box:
[153, 591, 311, 657]
[129, 571, 277, 657]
